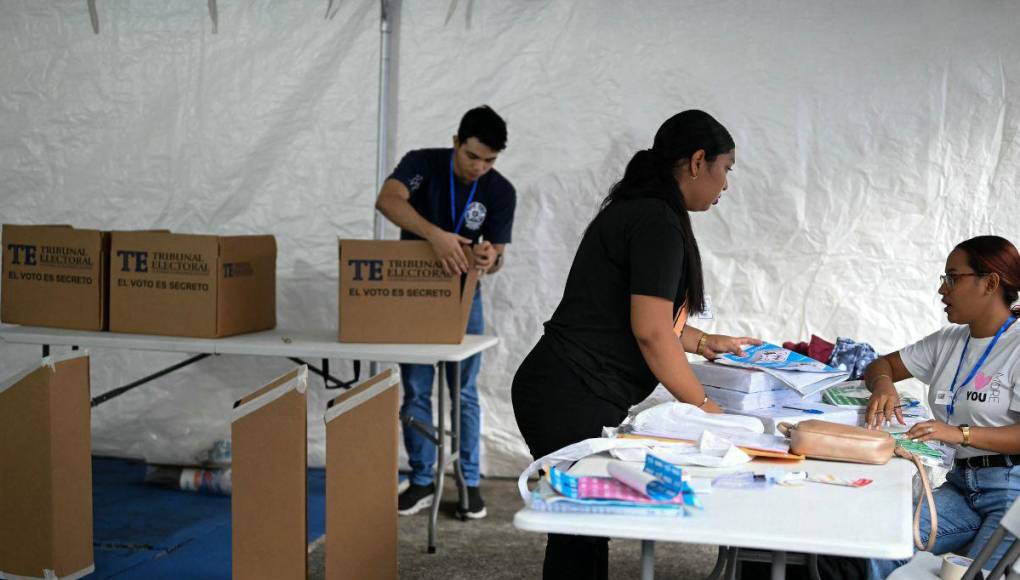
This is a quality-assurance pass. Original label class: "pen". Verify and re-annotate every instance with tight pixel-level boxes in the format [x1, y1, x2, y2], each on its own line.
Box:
[890, 400, 921, 410]
[782, 405, 824, 414]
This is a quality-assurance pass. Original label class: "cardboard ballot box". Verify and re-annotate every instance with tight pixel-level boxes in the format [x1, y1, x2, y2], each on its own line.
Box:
[110, 231, 276, 338]
[2, 224, 109, 330]
[0, 352, 93, 580]
[338, 239, 479, 344]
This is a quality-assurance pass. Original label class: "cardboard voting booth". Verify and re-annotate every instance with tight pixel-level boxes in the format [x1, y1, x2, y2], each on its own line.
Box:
[0, 352, 93, 580]
[2, 224, 109, 331]
[325, 369, 399, 580]
[231, 366, 308, 580]
[109, 231, 276, 338]
[338, 239, 479, 344]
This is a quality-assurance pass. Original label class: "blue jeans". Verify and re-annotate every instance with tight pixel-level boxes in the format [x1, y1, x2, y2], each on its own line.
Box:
[868, 465, 1020, 579]
[399, 290, 484, 487]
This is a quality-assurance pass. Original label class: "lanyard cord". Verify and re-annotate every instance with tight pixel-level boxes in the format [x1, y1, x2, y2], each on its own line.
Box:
[947, 315, 1016, 417]
[449, 152, 479, 235]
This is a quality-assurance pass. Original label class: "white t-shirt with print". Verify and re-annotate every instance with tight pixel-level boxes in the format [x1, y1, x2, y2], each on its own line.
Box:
[899, 319, 1020, 458]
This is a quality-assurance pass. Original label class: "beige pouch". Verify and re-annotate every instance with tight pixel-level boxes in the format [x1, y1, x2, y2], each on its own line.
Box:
[777, 419, 895, 465]
[777, 419, 937, 551]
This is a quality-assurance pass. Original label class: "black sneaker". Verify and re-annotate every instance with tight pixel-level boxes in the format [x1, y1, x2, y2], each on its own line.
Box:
[456, 486, 487, 520]
[397, 483, 435, 516]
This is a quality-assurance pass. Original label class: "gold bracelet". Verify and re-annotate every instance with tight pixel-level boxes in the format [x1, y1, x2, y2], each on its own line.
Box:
[696, 334, 709, 356]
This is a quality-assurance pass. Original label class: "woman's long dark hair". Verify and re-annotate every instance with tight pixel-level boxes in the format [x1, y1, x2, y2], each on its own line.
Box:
[599, 110, 735, 314]
[956, 235, 1020, 315]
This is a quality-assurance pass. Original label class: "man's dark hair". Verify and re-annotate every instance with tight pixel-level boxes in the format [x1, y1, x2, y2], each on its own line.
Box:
[457, 105, 508, 151]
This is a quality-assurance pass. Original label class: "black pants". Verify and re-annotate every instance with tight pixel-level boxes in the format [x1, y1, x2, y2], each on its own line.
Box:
[512, 337, 629, 580]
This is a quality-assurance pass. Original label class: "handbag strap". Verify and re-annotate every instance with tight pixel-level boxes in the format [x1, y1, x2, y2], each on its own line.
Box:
[895, 447, 937, 551]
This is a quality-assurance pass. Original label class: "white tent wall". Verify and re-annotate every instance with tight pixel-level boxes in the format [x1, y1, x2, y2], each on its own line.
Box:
[392, 1, 1020, 476]
[1, 1, 1018, 476]
[0, 0, 381, 467]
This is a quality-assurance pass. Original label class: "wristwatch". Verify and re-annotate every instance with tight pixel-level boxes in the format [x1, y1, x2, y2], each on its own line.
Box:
[959, 424, 971, 447]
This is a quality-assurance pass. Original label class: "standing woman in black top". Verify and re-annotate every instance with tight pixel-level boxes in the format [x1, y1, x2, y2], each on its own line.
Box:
[512, 110, 760, 579]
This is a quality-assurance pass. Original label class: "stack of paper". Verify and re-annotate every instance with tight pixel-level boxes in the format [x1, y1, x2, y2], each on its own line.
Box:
[704, 384, 821, 411]
[690, 361, 788, 393]
[714, 343, 850, 397]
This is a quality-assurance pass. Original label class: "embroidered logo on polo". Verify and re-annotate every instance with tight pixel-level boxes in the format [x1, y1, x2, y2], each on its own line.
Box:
[463, 201, 487, 230]
[409, 174, 423, 192]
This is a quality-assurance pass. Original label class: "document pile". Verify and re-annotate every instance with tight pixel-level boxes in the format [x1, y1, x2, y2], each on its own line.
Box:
[714, 343, 850, 398]
[528, 454, 700, 517]
[822, 382, 929, 424]
[691, 360, 823, 412]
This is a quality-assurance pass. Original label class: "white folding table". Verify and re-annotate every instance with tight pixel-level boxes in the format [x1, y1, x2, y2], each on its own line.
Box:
[0, 324, 499, 553]
[514, 457, 916, 580]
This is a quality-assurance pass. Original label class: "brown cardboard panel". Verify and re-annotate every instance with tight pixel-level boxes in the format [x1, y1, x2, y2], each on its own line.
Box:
[217, 235, 277, 337]
[110, 231, 220, 337]
[0, 353, 93, 579]
[337, 240, 479, 344]
[231, 368, 307, 580]
[48, 356, 93, 578]
[325, 369, 399, 580]
[2, 224, 109, 330]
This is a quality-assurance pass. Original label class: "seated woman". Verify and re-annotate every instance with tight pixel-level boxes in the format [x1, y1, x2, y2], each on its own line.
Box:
[865, 235, 1020, 579]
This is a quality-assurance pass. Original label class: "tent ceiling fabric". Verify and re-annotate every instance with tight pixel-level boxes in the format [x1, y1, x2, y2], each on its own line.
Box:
[1, 1, 1018, 476]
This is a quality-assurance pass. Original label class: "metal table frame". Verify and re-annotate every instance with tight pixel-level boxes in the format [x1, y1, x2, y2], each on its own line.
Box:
[0, 324, 498, 553]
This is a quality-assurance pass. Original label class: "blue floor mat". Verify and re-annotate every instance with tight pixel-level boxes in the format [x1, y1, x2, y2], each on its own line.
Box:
[89, 457, 325, 579]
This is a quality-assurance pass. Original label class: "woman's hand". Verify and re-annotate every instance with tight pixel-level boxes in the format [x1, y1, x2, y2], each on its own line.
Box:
[865, 383, 905, 428]
[906, 420, 964, 445]
[699, 334, 763, 360]
[700, 399, 723, 414]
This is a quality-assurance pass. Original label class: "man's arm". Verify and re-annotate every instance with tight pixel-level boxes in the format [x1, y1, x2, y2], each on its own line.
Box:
[375, 178, 471, 275]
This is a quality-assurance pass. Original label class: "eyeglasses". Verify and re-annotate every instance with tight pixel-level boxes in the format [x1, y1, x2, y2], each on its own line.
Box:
[939, 272, 986, 290]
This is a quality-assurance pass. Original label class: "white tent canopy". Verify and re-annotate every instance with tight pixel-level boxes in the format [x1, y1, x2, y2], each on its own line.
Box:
[1, 0, 1017, 476]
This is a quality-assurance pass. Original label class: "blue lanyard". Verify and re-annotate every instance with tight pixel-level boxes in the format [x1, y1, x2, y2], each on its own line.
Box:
[947, 315, 1016, 416]
[449, 152, 479, 235]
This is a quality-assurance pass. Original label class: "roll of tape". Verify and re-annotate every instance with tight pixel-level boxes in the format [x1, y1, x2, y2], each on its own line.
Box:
[938, 553, 973, 580]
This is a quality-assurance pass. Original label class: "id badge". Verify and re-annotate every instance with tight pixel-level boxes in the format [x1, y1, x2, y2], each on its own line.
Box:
[934, 390, 951, 406]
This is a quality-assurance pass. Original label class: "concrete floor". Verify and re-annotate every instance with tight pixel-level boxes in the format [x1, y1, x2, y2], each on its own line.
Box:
[308, 477, 722, 579]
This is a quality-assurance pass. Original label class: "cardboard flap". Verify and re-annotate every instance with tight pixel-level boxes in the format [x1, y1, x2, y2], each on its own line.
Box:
[217, 235, 277, 337]
[458, 248, 480, 337]
[325, 368, 398, 423]
[232, 366, 306, 422]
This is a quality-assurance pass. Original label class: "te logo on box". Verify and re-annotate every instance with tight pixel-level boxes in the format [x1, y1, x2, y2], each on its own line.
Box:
[117, 250, 149, 272]
[7, 244, 37, 265]
[348, 259, 383, 281]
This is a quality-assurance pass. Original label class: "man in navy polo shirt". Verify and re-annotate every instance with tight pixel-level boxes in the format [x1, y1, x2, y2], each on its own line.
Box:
[375, 105, 516, 519]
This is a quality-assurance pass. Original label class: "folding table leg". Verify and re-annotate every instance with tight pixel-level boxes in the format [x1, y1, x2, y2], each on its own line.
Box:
[706, 547, 729, 580]
[807, 553, 822, 580]
[641, 540, 655, 580]
[452, 361, 468, 518]
[726, 547, 739, 580]
[42, 344, 50, 357]
[771, 551, 787, 580]
[428, 362, 445, 554]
